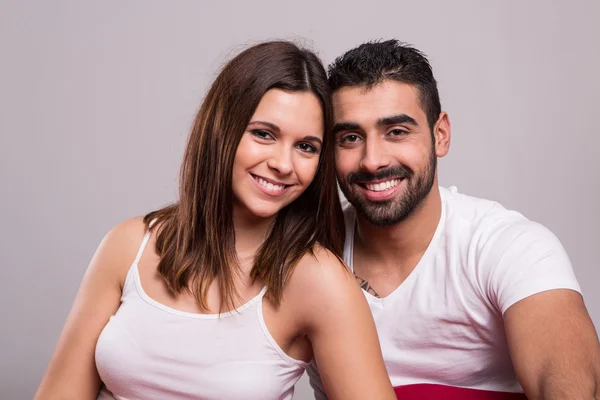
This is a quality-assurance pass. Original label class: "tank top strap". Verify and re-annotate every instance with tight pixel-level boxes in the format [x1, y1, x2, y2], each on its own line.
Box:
[133, 218, 157, 265]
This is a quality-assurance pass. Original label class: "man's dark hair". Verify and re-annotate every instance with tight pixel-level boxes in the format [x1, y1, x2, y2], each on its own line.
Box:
[328, 39, 441, 131]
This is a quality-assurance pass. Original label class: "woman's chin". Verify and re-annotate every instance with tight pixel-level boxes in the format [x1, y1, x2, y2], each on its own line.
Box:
[234, 197, 294, 223]
[236, 203, 283, 222]
[249, 207, 281, 220]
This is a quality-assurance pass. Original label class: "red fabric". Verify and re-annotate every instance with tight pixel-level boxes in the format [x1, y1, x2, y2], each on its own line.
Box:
[394, 384, 527, 399]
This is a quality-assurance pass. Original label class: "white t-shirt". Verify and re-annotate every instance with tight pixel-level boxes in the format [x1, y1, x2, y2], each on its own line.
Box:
[308, 186, 581, 398]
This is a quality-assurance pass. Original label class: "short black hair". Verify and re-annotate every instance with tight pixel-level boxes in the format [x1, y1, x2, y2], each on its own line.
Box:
[328, 39, 441, 131]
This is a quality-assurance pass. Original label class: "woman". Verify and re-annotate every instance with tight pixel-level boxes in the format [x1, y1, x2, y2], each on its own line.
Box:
[35, 41, 395, 400]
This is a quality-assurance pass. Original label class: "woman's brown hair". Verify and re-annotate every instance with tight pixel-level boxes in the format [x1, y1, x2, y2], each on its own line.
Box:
[144, 41, 344, 312]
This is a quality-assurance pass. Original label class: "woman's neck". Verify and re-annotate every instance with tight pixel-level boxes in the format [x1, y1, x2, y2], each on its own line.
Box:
[232, 207, 276, 270]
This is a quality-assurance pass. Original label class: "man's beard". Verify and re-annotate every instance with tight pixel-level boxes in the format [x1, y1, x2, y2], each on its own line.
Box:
[339, 147, 437, 227]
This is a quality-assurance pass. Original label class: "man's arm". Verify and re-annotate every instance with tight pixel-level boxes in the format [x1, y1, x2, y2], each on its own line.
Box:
[481, 218, 599, 399]
[504, 289, 600, 399]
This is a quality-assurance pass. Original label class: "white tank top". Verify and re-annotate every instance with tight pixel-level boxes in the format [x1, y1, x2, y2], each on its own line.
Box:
[95, 228, 307, 400]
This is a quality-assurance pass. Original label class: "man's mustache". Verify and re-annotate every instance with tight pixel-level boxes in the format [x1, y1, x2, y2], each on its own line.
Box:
[346, 165, 413, 185]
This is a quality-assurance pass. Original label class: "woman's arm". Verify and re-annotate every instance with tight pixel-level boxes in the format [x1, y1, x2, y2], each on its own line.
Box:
[288, 248, 395, 400]
[34, 218, 146, 400]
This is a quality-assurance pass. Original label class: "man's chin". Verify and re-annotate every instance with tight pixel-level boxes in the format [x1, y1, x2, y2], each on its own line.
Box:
[344, 190, 411, 226]
[357, 208, 406, 227]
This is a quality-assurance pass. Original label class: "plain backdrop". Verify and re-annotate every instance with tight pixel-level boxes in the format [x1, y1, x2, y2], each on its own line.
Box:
[1, 0, 598, 399]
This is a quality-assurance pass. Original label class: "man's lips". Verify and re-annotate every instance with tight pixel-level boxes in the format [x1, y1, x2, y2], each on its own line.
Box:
[355, 177, 404, 201]
[357, 177, 401, 191]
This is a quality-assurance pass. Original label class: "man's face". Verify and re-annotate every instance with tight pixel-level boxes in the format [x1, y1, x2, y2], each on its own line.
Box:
[333, 80, 439, 226]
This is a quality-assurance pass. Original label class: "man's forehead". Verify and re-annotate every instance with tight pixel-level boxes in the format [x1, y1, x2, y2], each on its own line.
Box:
[332, 80, 422, 123]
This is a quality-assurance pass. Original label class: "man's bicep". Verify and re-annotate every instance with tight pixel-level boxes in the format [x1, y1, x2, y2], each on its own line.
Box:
[483, 220, 580, 314]
[504, 289, 600, 398]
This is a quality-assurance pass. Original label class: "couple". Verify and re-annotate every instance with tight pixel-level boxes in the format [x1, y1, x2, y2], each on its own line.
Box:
[36, 40, 599, 399]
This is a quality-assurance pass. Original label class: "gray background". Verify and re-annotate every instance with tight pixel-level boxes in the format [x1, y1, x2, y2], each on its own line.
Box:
[1, 0, 598, 399]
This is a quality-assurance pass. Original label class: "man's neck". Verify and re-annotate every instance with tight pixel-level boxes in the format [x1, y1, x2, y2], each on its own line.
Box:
[354, 185, 443, 273]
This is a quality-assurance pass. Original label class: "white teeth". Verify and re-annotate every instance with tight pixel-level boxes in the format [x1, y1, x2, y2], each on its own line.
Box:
[365, 179, 399, 192]
[256, 177, 284, 191]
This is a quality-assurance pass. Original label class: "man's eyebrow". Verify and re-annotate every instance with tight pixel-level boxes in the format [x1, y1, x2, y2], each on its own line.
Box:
[377, 114, 418, 127]
[332, 122, 361, 135]
[248, 120, 280, 132]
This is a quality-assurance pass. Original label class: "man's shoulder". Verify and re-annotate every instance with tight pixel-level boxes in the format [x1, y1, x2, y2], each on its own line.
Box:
[442, 186, 529, 236]
[442, 187, 564, 266]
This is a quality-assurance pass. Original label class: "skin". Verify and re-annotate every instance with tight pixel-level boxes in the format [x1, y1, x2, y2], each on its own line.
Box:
[333, 79, 600, 398]
[333, 81, 449, 298]
[34, 89, 395, 400]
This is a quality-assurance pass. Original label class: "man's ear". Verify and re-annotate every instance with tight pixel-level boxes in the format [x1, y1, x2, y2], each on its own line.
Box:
[433, 112, 451, 158]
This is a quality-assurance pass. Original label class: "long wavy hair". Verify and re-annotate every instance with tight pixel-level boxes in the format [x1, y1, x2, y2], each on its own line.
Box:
[144, 41, 344, 312]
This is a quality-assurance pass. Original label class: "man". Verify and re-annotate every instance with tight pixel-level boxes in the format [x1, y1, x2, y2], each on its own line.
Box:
[308, 40, 600, 399]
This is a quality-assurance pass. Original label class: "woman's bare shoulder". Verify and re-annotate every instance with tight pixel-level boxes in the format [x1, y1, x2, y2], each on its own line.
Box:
[293, 245, 350, 283]
[91, 216, 149, 286]
[284, 245, 360, 317]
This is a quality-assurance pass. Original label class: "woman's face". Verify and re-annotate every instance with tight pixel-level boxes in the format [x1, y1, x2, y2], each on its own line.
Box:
[232, 89, 324, 222]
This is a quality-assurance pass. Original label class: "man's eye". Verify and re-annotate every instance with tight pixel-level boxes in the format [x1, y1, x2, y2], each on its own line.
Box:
[388, 129, 407, 137]
[340, 134, 361, 144]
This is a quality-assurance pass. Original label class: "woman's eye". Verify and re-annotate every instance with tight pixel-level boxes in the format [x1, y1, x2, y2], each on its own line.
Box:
[251, 129, 273, 140]
[297, 143, 318, 153]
